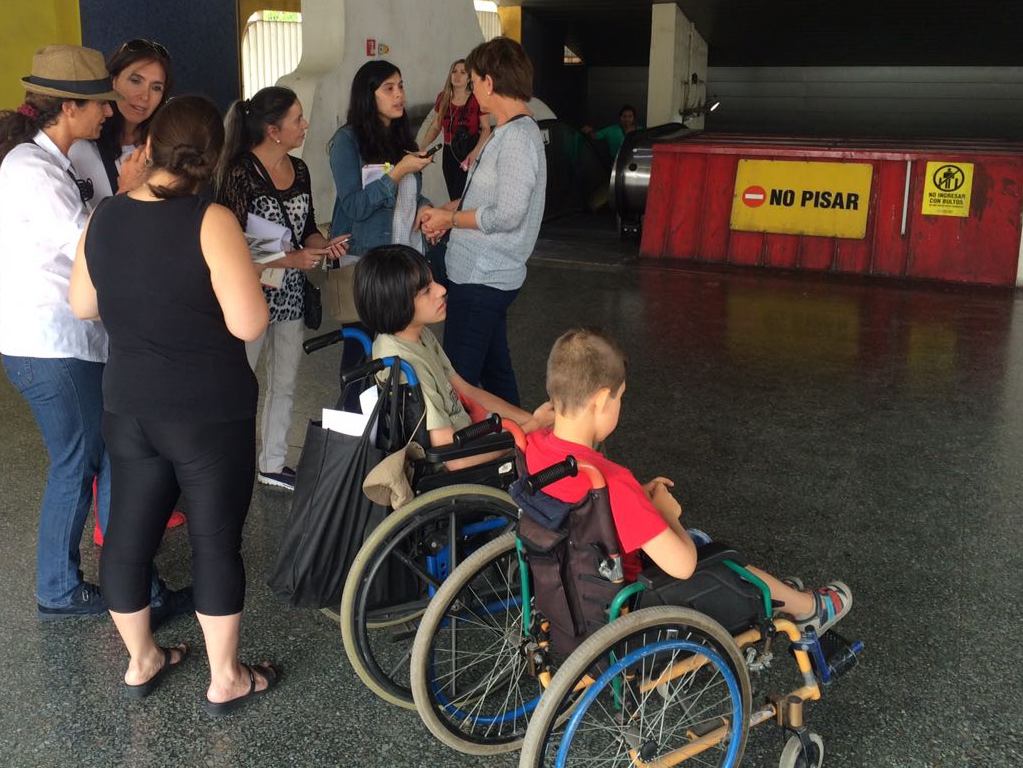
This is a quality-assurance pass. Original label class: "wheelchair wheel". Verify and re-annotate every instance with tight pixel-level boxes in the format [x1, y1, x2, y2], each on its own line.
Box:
[779, 733, 824, 768]
[411, 531, 555, 755]
[339, 484, 518, 709]
[519, 606, 751, 768]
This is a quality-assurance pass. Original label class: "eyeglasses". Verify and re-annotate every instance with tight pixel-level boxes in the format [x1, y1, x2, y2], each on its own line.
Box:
[66, 170, 94, 205]
[118, 38, 170, 60]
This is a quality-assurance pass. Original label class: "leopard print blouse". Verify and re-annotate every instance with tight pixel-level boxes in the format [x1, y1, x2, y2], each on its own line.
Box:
[218, 154, 319, 324]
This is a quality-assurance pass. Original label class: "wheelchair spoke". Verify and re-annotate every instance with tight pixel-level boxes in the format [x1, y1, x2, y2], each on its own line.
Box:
[423, 541, 543, 744]
[390, 548, 442, 590]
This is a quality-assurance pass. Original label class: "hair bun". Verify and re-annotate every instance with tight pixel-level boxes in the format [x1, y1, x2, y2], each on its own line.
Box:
[169, 143, 207, 170]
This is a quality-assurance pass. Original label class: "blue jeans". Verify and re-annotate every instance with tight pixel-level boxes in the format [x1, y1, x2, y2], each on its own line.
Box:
[2, 356, 109, 607]
[442, 282, 521, 406]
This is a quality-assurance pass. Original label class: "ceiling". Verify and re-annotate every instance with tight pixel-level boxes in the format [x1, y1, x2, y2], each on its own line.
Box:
[505, 0, 1023, 68]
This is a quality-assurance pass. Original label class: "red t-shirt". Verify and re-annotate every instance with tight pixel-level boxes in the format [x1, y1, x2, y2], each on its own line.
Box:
[525, 429, 668, 582]
[433, 92, 483, 146]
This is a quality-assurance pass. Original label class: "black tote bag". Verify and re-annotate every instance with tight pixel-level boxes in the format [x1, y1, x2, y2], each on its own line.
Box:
[268, 364, 401, 609]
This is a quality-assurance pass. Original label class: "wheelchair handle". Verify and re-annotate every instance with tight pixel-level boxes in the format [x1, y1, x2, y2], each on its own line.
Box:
[338, 356, 419, 389]
[453, 413, 502, 447]
[303, 330, 342, 354]
[340, 358, 385, 387]
[525, 456, 578, 494]
[303, 326, 374, 356]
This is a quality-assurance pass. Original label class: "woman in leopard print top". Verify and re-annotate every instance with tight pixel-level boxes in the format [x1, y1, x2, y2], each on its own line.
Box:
[217, 86, 348, 489]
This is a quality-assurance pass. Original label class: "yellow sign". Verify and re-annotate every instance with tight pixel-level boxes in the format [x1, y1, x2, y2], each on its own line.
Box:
[729, 160, 873, 239]
[921, 161, 973, 217]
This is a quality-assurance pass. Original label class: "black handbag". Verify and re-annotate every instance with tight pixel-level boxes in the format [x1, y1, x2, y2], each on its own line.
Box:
[302, 277, 322, 330]
[449, 125, 476, 163]
[268, 360, 414, 609]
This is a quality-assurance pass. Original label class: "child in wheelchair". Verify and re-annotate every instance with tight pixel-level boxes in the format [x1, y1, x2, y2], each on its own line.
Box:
[525, 327, 852, 637]
[353, 244, 553, 470]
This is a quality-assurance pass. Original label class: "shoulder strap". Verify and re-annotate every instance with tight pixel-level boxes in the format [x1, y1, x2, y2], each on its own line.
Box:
[98, 144, 119, 195]
[246, 152, 298, 248]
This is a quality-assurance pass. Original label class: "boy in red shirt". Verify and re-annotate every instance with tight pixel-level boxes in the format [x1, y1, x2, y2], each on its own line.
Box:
[525, 328, 852, 635]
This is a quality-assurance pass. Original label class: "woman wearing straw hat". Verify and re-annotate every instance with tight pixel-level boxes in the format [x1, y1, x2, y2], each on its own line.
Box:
[0, 46, 118, 619]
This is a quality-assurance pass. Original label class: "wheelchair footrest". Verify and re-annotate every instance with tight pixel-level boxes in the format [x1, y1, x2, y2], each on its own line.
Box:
[796, 629, 864, 687]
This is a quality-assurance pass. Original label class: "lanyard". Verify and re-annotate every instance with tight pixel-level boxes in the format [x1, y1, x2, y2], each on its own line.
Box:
[459, 112, 534, 210]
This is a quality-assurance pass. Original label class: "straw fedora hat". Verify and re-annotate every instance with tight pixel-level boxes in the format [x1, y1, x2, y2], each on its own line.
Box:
[21, 45, 119, 101]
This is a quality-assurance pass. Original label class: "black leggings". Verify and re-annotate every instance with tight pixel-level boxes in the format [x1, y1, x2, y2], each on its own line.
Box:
[442, 144, 468, 200]
[99, 412, 256, 615]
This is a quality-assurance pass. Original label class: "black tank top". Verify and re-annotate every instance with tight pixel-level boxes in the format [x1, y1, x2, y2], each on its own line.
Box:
[85, 194, 257, 422]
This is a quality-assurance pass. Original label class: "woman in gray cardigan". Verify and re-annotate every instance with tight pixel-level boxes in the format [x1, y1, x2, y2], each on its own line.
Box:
[420, 37, 546, 407]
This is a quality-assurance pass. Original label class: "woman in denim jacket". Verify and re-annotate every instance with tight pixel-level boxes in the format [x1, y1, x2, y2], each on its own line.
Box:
[328, 60, 433, 386]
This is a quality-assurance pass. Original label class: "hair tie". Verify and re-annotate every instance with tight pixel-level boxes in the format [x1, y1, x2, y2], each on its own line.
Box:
[16, 103, 38, 120]
[242, 99, 251, 116]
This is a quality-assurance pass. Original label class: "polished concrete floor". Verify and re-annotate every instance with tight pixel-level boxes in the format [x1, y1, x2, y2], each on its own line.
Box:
[1, 221, 1021, 767]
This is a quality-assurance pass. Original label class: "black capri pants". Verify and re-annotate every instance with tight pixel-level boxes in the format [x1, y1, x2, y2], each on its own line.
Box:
[100, 412, 256, 615]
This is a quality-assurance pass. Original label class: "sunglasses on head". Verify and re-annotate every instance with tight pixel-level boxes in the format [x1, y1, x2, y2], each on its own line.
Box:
[119, 38, 170, 60]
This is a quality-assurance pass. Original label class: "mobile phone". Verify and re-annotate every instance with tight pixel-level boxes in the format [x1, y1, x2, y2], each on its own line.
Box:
[422, 144, 443, 158]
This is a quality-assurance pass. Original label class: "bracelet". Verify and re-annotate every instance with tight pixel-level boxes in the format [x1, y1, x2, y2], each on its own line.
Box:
[451, 209, 457, 229]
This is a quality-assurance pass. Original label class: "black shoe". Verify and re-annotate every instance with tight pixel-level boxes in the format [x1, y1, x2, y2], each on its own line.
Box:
[150, 585, 195, 631]
[38, 582, 108, 621]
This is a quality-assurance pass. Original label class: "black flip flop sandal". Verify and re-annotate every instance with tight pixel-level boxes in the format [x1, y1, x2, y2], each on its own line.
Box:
[124, 643, 190, 700]
[204, 662, 280, 718]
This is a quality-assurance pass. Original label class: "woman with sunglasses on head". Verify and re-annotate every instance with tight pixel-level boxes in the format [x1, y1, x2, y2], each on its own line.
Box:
[421, 58, 491, 199]
[0, 46, 116, 619]
[70, 94, 275, 712]
[69, 38, 171, 200]
[216, 86, 349, 491]
[327, 60, 434, 402]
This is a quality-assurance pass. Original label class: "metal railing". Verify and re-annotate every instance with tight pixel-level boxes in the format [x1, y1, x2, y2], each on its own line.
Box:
[241, 10, 303, 99]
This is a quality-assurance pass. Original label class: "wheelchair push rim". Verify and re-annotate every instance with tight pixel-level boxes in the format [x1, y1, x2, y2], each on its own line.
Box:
[339, 484, 518, 709]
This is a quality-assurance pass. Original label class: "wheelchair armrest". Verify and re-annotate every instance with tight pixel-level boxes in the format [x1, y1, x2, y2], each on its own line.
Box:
[421, 430, 515, 463]
[636, 542, 744, 590]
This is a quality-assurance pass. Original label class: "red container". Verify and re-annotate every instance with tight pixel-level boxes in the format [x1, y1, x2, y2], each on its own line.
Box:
[639, 134, 1023, 287]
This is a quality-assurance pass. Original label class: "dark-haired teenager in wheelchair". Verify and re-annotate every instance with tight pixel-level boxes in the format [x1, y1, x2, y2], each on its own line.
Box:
[353, 244, 553, 472]
[526, 327, 853, 635]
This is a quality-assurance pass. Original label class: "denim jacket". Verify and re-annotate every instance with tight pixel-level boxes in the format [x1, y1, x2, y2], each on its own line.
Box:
[328, 125, 430, 254]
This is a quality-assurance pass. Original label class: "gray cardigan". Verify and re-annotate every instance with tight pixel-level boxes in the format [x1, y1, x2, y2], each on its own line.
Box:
[444, 116, 547, 291]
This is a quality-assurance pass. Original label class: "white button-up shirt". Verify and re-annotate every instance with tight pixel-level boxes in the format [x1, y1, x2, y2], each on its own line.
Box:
[0, 131, 107, 361]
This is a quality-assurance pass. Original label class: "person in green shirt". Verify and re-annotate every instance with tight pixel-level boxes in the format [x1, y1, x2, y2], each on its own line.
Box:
[582, 104, 641, 160]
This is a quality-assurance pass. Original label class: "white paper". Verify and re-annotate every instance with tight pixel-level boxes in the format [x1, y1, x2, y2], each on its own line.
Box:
[260, 267, 285, 289]
[245, 213, 292, 262]
[322, 386, 379, 438]
[361, 164, 388, 188]
[253, 250, 286, 265]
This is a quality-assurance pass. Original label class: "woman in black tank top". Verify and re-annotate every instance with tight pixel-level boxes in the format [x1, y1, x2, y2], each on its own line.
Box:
[70, 96, 279, 715]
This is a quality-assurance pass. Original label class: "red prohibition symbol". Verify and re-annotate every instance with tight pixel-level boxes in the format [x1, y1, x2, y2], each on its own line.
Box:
[742, 185, 766, 207]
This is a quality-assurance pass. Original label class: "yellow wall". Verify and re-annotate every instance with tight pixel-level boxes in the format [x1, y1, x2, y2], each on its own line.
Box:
[0, 0, 82, 109]
[498, 6, 521, 41]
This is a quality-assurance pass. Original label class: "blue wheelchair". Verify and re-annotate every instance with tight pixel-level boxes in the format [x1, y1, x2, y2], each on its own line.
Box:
[303, 327, 526, 709]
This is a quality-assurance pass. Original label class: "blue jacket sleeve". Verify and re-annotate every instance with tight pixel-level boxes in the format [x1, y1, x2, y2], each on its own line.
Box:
[328, 127, 398, 223]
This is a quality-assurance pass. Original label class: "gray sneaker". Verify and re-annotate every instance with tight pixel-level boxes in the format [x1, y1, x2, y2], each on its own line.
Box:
[257, 466, 296, 491]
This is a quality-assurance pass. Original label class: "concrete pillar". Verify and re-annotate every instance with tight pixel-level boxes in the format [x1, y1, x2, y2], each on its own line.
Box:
[646, 3, 707, 128]
[279, 0, 485, 219]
